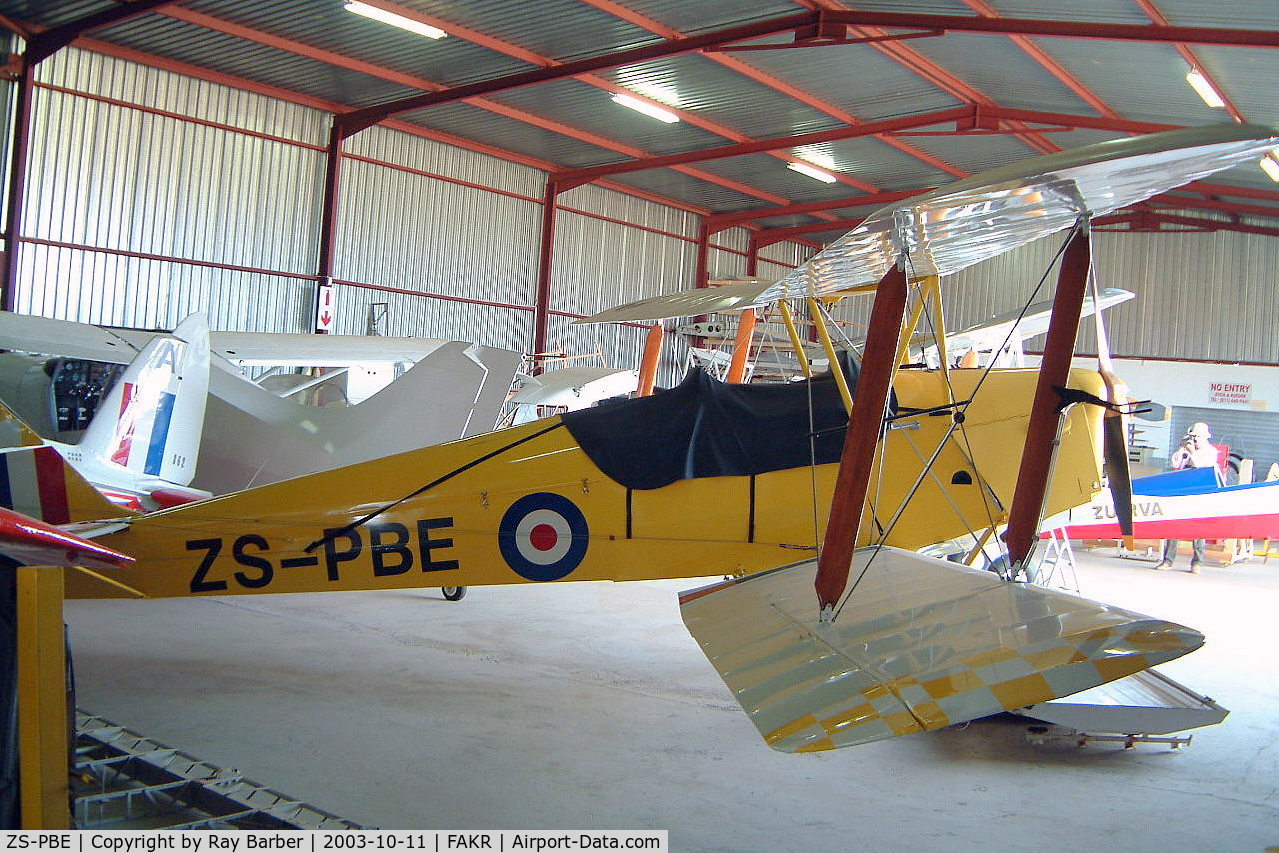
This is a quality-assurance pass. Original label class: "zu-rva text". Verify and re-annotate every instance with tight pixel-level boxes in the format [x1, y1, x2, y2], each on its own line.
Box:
[187, 517, 457, 593]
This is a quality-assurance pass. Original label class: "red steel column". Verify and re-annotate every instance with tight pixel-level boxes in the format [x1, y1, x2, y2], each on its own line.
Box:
[1003, 226, 1092, 571]
[313, 121, 344, 334]
[532, 179, 560, 373]
[814, 262, 909, 612]
[1, 58, 34, 312]
[317, 121, 343, 284]
[694, 219, 710, 287]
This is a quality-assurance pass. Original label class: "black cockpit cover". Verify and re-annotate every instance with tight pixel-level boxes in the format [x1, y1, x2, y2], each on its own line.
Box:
[561, 367, 857, 490]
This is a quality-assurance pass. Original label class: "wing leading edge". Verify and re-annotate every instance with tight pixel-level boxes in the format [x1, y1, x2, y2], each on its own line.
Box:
[679, 547, 1203, 753]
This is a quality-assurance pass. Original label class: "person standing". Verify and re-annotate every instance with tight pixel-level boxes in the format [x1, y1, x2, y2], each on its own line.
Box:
[1154, 421, 1218, 573]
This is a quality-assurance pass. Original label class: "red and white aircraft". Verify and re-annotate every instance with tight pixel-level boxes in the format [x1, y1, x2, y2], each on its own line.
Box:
[1047, 465, 1279, 541]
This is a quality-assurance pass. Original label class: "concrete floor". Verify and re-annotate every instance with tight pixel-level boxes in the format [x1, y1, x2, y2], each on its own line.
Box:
[64, 547, 1277, 850]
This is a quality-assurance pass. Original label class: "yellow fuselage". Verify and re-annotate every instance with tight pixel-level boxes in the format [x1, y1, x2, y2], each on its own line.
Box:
[68, 367, 1106, 599]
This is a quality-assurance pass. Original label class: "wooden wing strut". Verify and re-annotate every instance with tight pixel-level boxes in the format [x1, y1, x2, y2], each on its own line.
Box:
[814, 262, 909, 613]
[1004, 225, 1092, 572]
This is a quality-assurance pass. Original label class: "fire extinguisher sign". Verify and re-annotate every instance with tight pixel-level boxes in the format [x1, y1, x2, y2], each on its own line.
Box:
[315, 282, 336, 333]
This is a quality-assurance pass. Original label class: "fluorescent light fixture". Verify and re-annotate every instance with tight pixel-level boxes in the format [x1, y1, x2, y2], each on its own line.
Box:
[630, 81, 682, 108]
[344, 1, 447, 39]
[1185, 67, 1225, 109]
[1261, 153, 1279, 183]
[793, 148, 837, 171]
[610, 93, 679, 124]
[787, 161, 838, 184]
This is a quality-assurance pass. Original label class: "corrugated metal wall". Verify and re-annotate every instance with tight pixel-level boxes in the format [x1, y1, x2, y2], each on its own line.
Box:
[550, 184, 701, 387]
[23, 49, 323, 330]
[334, 128, 543, 352]
[9, 47, 1278, 382]
[10, 46, 815, 386]
[945, 226, 1279, 364]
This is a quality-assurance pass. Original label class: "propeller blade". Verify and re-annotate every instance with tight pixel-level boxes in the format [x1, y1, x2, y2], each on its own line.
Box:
[1089, 268, 1134, 538]
[1104, 412, 1135, 537]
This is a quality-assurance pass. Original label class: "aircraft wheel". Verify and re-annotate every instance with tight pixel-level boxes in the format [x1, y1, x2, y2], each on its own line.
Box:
[442, 586, 467, 601]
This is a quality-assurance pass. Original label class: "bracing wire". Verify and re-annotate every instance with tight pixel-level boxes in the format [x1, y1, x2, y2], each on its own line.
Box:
[830, 224, 1087, 619]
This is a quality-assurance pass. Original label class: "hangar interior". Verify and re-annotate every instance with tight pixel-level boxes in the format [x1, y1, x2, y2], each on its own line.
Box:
[0, 0, 1277, 845]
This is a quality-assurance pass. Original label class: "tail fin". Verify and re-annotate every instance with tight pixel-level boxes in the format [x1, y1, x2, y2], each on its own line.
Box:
[79, 313, 210, 487]
[0, 444, 133, 523]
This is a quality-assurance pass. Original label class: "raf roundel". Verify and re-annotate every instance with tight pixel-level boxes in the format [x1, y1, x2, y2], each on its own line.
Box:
[498, 492, 590, 581]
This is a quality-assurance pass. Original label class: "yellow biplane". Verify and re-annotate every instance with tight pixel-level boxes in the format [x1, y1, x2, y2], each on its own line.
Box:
[4, 123, 1277, 753]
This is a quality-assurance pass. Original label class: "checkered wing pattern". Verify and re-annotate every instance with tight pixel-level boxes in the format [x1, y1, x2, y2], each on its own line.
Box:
[679, 547, 1203, 753]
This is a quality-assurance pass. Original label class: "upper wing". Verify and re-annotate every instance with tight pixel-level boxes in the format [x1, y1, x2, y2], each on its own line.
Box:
[0, 310, 462, 369]
[511, 367, 639, 408]
[582, 124, 1279, 324]
[680, 547, 1203, 752]
[927, 287, 1135, 354]
[208, 331, 453, 368]
[0, 311, 152, 363]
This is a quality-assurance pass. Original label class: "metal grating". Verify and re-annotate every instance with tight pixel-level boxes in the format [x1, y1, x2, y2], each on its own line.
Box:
[75, 712, 364, 830]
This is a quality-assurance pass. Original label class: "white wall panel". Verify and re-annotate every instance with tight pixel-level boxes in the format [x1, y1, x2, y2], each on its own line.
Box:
[26, 86, 323, 269]
[548, 201, 696, 386]
[347, 126, 543, 201]
[946, 226, 1279, 364]
[335, 154, 541, 331]
[18, 47, 1276, 388]
[331, 283, 534, 354]
[559, 183, 699, 238]
[19, 242, 313, 331]
[19, 49, 324, 333]
[38, 48, 325, 144]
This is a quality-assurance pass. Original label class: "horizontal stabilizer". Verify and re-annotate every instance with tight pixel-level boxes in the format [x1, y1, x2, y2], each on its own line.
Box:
[0, 505, 133, 569]
[679, 547, 1203, 753]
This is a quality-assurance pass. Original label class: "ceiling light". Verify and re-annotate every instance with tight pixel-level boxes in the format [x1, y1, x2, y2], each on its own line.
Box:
[629, 82, 682, 108]
[344, 1, 447, 39]
[1261, 153, 1279, 183]
[610, 93, 679, 124]
[1185, 67, 1226, 109]
[793, 148, 837, 171]
[787, 161, 838, 184]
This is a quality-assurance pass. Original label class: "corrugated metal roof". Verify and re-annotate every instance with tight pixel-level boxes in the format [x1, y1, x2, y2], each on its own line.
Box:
[897, 130, 1071, 176]
[93, 15, 423, 108]
[1134, 0, 1279, 29]
[3, 0, 107, 29]
[982, 0, 1152, 25]
[384, 0, 663, 62]
[1043, 39, 1235, 126]
[479, 77, 739, 156]
[888, 31, 1112, 118]
[807, 135, 958, 188]
[600, 53, 848, 139]
[397, 102, 628, 170]
[4, 0, 1278, 236]
[604, 169, 774, 212]
[1184, 44, 1279, 128]
[183, 0, 536, 88]
[724, 43, 965, 124]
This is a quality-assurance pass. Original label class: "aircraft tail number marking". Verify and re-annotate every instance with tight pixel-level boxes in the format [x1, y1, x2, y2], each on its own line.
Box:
[186, 517, 458, 594]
